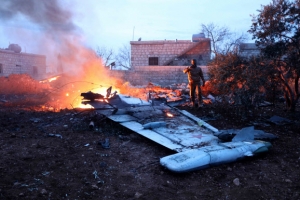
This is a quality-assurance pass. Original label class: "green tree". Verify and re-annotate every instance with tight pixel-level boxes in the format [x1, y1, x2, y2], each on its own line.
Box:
[249, 0, 300, 111]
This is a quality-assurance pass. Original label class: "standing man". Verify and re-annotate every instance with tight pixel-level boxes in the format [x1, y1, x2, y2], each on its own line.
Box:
[183, 59, 205, 108]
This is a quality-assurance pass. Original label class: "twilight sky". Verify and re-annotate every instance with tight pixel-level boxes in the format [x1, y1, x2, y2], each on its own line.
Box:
[0, 0, 272, 54]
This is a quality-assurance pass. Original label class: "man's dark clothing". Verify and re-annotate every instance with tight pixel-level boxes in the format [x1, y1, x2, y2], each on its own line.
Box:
[183, 64, 205, 107]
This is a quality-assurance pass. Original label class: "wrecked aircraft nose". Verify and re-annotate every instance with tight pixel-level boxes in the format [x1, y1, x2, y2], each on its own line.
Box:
[160, 140, 272, 173]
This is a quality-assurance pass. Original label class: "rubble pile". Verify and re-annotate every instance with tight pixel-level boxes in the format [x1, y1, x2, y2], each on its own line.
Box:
[144, 82, 216, 106]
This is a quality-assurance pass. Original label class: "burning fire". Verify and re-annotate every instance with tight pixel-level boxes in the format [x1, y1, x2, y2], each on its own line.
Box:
[2, 46, 152, 111]
[166, 112, 174, 117]
[78, 104, 94, 109]
[0, 0, 152, 111]
[39, 75, 60, 83]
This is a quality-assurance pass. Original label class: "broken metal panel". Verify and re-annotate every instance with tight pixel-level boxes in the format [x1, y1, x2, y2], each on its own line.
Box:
[268, 115, 293, 125]
[118, 121, 144, 132]
[81, 91, 104, 101]
[83, 93, 150, 109]
[253, 130, 278, 140]
[119, 121, 184, 151]
[88, 91, 220, 150]
[134, 129, 185, 151]
[115, 105, 167, 114]
[215, 126, 278, 142]
[103, 102, 219, 152]
[95, 99, 220, 151]
[176, 109, 219, 133]
[232, 126, 255, 142]
[118, 94, 151, 106]
[114, 118, 217, 152]
[146, 116, 219, 149]
[108, 114, 138, 123]
[129, 108, 165, 121]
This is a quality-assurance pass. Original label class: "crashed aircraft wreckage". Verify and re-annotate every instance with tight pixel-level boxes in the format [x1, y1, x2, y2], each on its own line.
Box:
[81, 88, 277, 173]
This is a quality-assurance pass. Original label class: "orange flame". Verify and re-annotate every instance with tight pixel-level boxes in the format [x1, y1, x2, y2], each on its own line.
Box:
[77, 104, 94, 109]
[38, 45, 149, 110]
[166, 113, 174, 117]
[48, 76, 59, 82]
[39, 75, 60, 83]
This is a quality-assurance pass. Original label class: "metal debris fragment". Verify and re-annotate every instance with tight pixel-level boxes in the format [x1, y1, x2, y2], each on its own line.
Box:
[48, 133, 62, 139]
[267, 115, 293, 125]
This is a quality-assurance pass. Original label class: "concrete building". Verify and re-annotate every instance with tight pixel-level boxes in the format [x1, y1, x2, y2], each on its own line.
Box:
[0, 44, 47, 80]
[130, 33, 211, 69]
[105, 34, 212, 86]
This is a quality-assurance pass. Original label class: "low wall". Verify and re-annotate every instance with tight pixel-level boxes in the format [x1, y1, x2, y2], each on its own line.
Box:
[108, 66, 209, 87]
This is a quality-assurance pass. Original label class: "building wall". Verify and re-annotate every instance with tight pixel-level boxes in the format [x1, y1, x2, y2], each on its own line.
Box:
[0, 49, 46, 80]
[108, 42, 262, 87]
[108, 66, 209, 87]
[130, 39, 211, 69]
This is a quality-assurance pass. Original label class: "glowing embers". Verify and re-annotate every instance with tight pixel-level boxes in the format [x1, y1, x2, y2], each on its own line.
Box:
[166, 112, 174, 117]
[39, 75, 60, 83]
[77, 103, 94, 109]
[163, 109, 177, 118]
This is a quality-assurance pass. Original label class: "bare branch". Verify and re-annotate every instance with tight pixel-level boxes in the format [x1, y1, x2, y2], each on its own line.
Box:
[201, 23, 248, 57]
[96, 46, 114, 67]
[115, 44, 131, 69]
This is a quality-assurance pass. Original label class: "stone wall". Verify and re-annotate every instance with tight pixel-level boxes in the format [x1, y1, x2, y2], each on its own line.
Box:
[0, 49, 46, 80]
[130, 39, 211, 68]
[108, 66, 209, 87]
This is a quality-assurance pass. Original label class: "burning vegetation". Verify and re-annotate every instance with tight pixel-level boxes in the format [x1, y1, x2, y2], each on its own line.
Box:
[0, 70, 191, 111]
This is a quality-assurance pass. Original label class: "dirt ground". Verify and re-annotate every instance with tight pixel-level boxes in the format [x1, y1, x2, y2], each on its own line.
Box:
[0, 100, 299, 200]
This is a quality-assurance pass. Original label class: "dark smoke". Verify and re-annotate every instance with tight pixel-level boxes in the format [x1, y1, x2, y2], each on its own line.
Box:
[0, 0, 86, 74]
[0, 0, 117, 109]
[0, 0, 77, 32]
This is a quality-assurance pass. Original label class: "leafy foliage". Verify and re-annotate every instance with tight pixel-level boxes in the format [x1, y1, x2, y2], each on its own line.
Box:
[249, 0, 300, 111]
[208, 53, 275, 110]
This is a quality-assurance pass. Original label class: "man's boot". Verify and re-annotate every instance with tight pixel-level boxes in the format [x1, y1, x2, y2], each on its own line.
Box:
[191, 101, 196, 108]
[198, 101, 203, 108]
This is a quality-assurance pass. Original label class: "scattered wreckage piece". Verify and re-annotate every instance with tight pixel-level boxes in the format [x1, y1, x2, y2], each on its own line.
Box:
[120, 120, 185, 151]
[81, 91, 105, 101]
[258, 101, 273, 107]
[81, 89, 274, 173]
[48, 133, 63, 139]
[89, 121, 95, 130]
[267, 115, 293, 126]
[99, 138, 110, 149]
[215, 126, 278, 142]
